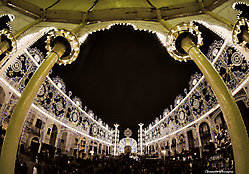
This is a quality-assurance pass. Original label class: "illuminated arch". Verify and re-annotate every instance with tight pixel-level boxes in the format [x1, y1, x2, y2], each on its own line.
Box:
[118, 137, 137, 154]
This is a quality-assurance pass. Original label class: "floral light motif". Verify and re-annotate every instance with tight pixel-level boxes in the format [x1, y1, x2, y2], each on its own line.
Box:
[174, 95, 184, 107]
[189, 72, 202, 90]
[124, 128, 132, 138]
[207, 40, 224, 62]
[27, 48, 44, 64]
[72, 96, 82, 108]
[52, 76, 66, 93]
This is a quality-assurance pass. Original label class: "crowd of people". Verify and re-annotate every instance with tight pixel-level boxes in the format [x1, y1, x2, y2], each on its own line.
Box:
[14, 137, 234, 174]
[202, 128, 234, 171]
[15, 154, 211, 174]
[1, 125, 230, 174]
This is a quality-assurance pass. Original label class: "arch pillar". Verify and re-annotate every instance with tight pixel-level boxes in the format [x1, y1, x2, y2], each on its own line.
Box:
[76, 139, 81, 158]
[37, 121, 48, 154]
[168, 140, 172, 156]
[54, 129, 62, 154]
[97, 142, 99, 155]
[157, 12, 249, 172]
[0, 41, 66, 174]
[0, 19, 85, 173]
[195, 124, 202, 147]
[65, 132, 72, 154]
[184, 131, 189, 151]
[85, 139, 88, 154]
[181, 37, 249, 166]
[175, 138, 179, 154]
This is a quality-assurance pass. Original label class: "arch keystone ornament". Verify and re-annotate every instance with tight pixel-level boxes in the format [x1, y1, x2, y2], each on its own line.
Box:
[164, 21, 249, 174]
[0, 27, 80, 174]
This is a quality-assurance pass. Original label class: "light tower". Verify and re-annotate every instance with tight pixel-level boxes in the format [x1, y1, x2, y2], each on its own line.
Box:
[138, 123, 144, 155]
[113, 123, 119, 156]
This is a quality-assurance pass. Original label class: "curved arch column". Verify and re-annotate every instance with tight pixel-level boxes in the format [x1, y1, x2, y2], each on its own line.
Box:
[0, 21, 85, 173]
[175, 138, 179, 154]
[181, 36, 249, 172]
[168, 139, 172, 156]
[184, 131, 189, 151]
[157, 13, 249, 172]
[195, 123, 202, 148]
[85, 138, 89, 158]
[65, 132, 73, 155]
[54, 129, 62, 153]
[37, 121, 48, 154]
[0, 42, 66, 174]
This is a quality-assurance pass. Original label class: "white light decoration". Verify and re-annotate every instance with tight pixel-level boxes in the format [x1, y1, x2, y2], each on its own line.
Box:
[195, 20, 249, 61]
[26, 49, 111, 133]
[78, 33, 89, 44]
[3, 18, 249, 154]
[77, 21, 169, 53]
[145, 40, 228, 133]
[166, 22, 203, 62]
[146, 104, 220, 145]
[232, 1, 249, 20]
[0, 27, 55, 75]
[45, 28, 80, 65]
[0, 14, 15, 31]
[138, 123, 144, 155]
[145, 39, 249, 145]
[155, 32, 167, 47]
[113, 123, 119, 156]
[2, 46, 113, 144]
[124, 128, 132, 137]
[0, 76, 113, 145]
[119, 138, 137, 154]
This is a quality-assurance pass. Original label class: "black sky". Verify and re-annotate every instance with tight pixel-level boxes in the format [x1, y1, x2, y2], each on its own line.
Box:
[51, 25, 201, 139]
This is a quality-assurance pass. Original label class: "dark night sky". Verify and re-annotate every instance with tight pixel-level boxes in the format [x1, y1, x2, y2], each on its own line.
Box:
[50, 25, 201, 139]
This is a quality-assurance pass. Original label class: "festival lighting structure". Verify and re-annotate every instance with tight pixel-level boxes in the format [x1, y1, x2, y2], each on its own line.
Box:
[113, 123, 119, 156]
[138, 123, 144, 155]
[0, 1, 249, 174]
[0, 19, 84, 174]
